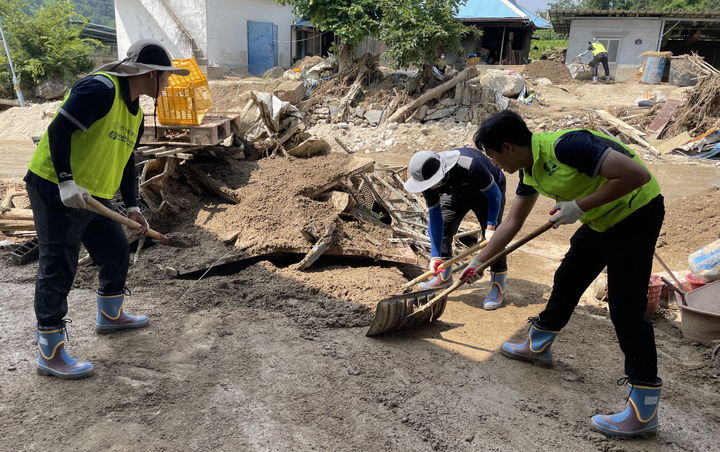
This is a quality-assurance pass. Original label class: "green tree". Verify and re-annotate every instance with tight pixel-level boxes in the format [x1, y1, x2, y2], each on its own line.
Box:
[0, 0, 99, 92]
[379, 0, 470, 69]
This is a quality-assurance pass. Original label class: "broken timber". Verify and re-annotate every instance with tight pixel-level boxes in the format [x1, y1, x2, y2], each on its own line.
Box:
[142, 116, 234, 145]
[595, 110, 661, 157]
[178, 163, 242, 204]
[304, 161, 375, 198]
[646, 99, 682, 141]
[296, 223, 336, 271]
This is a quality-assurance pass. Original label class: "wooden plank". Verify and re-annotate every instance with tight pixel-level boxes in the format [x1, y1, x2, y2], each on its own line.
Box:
[178, 163, 241, 204]
[0, 208, 33, 221]
[305, 161, 375, 198]
[646, 99, 681, 140]
[656, 132, 692, 155]
[296, 224, 335, 271]
[595, 110, 661, 157]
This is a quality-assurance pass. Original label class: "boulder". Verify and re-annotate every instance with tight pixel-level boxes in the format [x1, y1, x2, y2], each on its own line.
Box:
[34, 79, 69, 100]
[273, 80, 305, 104]
[364, 109, 383, 125]
[479, 70, 525, 97]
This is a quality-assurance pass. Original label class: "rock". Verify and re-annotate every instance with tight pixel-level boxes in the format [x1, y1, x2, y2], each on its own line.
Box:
[386, 122, 398, 130]
[438, 98, 457, 107]
[273, 80, 305, 104]
[479, 70, 525, 97]
[282, 69, 302, 81]
[414, 105, 428, 121]
[336, 122, 350, 129]
[263, 66, 285, 79]
[535, 78, 553, 86]
[329, 106, 338, 117]
[355, 106, 366, 118]
[425, 108, 453, 121]
[364, 109, 383, 125]
[314, 106, 330, 115]
[384, 139, 394, 146]
[34, 79, 69, 100]
[455, 107, 471, 123]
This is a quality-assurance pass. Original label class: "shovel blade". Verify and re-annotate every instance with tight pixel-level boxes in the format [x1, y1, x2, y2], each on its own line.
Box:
[366, 288, 448, 336]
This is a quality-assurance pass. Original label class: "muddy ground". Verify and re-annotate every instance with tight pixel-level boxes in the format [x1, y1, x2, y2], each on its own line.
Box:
[1, 78, 720, 451]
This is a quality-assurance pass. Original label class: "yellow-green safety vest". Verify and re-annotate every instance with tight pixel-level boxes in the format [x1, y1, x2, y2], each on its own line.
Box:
[523, 129, 661, 232]
[28, 72, 144, 199]
[591, 42, 608, 56]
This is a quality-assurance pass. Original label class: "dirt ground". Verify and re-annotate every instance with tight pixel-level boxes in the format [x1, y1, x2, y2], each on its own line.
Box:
[1, 78, 720, 451]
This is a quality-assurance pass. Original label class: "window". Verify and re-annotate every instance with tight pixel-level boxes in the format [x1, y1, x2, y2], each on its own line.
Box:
[597, 38, 621, 63]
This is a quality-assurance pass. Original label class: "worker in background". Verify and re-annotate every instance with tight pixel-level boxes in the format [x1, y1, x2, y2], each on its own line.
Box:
[577, 39, 610, 83]
[403, 148, 509, 310]
[25, 39, 189, 379]
[465, 110, 664, 438]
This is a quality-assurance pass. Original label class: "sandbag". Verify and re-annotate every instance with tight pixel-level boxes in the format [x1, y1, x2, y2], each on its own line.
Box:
[688, 238, 720, 282]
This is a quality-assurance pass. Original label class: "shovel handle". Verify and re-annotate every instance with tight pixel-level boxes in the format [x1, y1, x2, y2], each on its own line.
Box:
[402, 239, 489, 290]
[426, 222, 554, 305]
[653, 251, 684, 290]
[84, 197, 168, 243]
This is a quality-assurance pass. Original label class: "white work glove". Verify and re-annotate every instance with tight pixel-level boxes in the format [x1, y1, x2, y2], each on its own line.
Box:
[549, 200, 585, 228]
[58, 180, 89, 209]
[429, 257, 446, 275]
[484, 225, 495, 240]
[126, 206, 149, 234]
[460, 257, 485, 284]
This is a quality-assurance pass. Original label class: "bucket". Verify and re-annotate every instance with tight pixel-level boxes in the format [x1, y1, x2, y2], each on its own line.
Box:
[641, 56, 666, 84]
[646, 274, 664, 316]
[685, 273, 708, 291]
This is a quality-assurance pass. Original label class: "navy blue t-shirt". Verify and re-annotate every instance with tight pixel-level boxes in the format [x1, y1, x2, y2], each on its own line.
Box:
[423, 147, 505, 208]
[516, 131, 633, 197]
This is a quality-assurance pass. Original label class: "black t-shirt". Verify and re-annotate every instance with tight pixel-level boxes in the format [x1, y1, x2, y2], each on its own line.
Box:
[423, 147, 505, 208]
[516, 131, 633, 197]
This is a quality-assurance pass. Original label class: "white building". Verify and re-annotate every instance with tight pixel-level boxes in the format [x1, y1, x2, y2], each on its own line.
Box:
[114, 0, 296, 75]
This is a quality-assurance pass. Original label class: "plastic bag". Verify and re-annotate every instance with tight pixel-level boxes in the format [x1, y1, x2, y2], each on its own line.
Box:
[688, 238, 720, 282]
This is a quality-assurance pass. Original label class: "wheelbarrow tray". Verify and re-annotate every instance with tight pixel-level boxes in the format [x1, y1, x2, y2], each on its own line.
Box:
[674, 279, 720, 344]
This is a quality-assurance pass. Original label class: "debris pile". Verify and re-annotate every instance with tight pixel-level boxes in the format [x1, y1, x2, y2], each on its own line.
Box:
[522, 60, 573, 84]
[666, 74, 720, 137]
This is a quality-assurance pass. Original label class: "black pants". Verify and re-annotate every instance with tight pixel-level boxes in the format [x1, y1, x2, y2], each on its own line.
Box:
[537, 195, 664, 383]
[592, 52, 610, 77]
[26, 180, 129, 329]
[439, 192, 507, 273]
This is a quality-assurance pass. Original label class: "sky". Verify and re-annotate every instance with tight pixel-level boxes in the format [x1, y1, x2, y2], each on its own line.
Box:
[517, 0, 553, 14]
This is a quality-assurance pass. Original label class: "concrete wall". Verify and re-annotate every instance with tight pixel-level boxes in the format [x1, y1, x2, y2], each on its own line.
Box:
[115, 0, 205, 60]
[567, 17, 662, 81]
[206, 0, 294, 70]
[115, 0, 294, 70]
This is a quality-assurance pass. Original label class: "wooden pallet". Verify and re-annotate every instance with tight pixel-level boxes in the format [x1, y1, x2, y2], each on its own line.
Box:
[142, 116, 234, 145]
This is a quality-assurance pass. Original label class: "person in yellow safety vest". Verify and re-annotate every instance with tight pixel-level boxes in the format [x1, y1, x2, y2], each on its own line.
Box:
[577, 40, 610, 82]
[467, 110, 664, 438]
[25, 39, 189, 380]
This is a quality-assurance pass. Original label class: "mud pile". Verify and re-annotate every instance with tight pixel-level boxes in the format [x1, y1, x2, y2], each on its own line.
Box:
[522, 60, 573, 84]
[657, 186, 720, 263]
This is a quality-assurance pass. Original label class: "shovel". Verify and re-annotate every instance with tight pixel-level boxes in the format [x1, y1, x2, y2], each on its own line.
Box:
[401, 239, 490, 292]
[366, 222, 553, 336]
[85, 197, 195, 248]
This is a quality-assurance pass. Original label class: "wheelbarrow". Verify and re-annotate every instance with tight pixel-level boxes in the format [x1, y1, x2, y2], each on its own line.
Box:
[366, 222, 553, 336]
[655, 252, 720, 344]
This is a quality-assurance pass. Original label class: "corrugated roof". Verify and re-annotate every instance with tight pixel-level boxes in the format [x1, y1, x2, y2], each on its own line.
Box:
[457, 0, 552, 28]
[549, 9, 720, 34]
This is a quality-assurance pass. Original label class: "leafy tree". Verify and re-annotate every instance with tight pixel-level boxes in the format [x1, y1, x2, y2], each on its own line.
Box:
[0, 0, 99, 92]
[379, 0, 470, 69]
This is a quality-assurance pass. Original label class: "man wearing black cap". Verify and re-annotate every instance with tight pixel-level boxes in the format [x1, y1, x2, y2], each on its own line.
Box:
[403, 148, 508, 310]
[25, 39, 190, 379]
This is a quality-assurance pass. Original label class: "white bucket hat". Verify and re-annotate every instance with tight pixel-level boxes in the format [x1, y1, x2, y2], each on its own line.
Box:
[403, 150, 461, 193]
[95, 38, 190, 76]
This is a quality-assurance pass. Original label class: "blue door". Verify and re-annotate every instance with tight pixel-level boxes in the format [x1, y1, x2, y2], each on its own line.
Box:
[247, 20, 278, 75]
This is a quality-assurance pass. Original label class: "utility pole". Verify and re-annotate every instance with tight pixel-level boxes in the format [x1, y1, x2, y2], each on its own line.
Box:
[0, 25, 25, 107]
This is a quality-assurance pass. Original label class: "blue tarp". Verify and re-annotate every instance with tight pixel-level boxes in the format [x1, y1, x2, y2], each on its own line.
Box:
[457, 0, 552, 28]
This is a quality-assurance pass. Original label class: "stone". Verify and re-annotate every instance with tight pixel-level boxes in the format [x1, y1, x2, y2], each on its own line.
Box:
[34, 79, 69, 100]
[425, 108, 453, 121]
[263, 66, 285, 79]
[535, 78, 553, 86]
[386, 122, 398, 130]
[273, 80, 305, 105]
[314, 106, 330, 115]
[364, 109, 383, 125]
[355, 106, 366, 118]
[414, 105, 428, 121]
[329, 106, 338, 117]
[439, 98, 457, 107]
[479, 70, 525, 97]
[336, 122, 350, 129]
[455, 107, 471, 123]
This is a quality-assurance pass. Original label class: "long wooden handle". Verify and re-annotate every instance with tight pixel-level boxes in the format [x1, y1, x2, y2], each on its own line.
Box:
[402, 239, 488, 290]
[426, 222, 554, 305]
[85, 197, 168, 243]
[653, 251, 684, 290]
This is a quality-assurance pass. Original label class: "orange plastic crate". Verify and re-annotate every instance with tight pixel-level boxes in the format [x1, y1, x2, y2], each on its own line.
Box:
[157, 58, 213, 126]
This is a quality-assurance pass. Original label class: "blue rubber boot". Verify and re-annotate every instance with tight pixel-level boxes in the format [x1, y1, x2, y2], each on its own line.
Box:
[419, 263, 453, 289]
[500, 322, 559, 368]
[483, 271, 507, 310]
[36, 326, 94, 379]
[591, 380, 661, 438]
[96, 294, 149, 334]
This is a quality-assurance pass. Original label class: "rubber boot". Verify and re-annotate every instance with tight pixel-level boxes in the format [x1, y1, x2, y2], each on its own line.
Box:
[483, 271, 507, 310]
[500, 322, 558, 368]
[591, 379, 662, 438]
[36, 326, 94, 379]
[591, 76, 599, 83]
[419, 263, 453, 289]
[95, 294, 149, 333]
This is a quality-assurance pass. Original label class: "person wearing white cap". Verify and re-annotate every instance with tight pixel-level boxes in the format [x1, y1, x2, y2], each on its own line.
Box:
[24, 39, 189, 379]
[403, 148, 508, 310]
